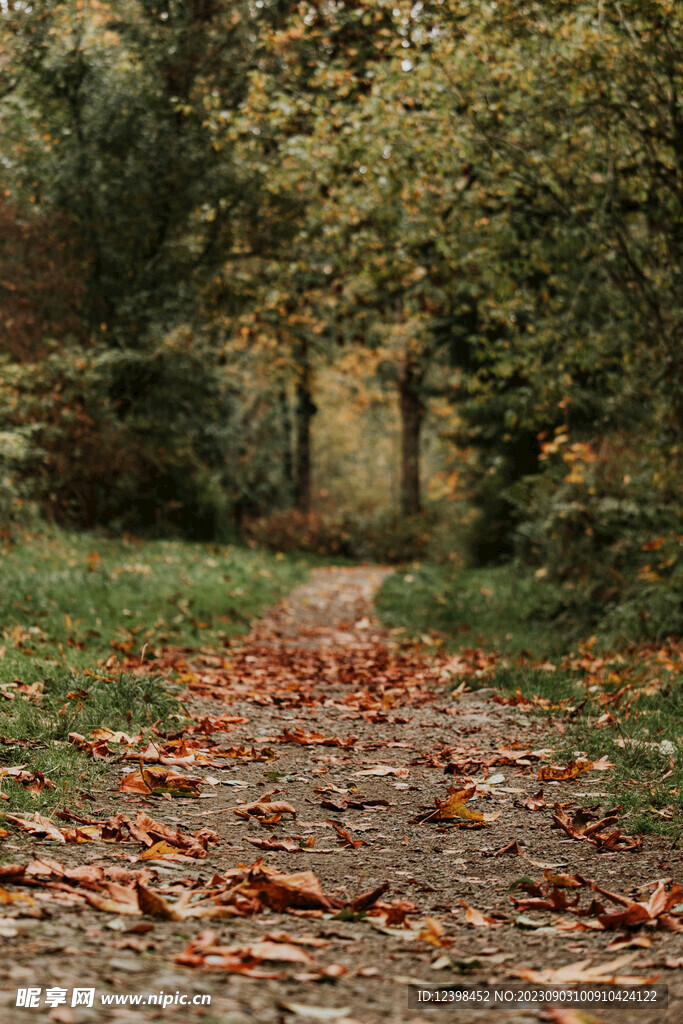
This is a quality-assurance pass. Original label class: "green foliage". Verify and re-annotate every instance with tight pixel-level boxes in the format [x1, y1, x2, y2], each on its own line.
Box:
[0, 1, 298, 534]
[429, 1, 682, 591]
[1, 0, 263, 342]
[511, 436, 682, 641]
[0, 196, 87, 361]
[0, 427, 38, 535]
[2, 327, 302, 539]
[2, 338, 235, 537]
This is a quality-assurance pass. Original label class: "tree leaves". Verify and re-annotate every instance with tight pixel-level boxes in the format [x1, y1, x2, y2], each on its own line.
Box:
[551, 804, 642, 852]
[512, 954, 659, 987]
[411, 786, 502, 826]
[538, 756, 613, 781]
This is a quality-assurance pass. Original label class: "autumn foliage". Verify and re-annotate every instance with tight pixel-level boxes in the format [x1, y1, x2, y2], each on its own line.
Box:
[0, 0, 680, 639]
[0, 196, 87, 361]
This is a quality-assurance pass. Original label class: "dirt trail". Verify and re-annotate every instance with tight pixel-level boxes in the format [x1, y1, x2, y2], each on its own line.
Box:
[1, 567, 682, 1023]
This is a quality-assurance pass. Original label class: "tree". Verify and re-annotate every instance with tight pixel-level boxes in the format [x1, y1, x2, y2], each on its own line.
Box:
[1, 0, 267, 340]
[224, 1, 481, 516]
[437, 0, 682, 442]
[0, 0, 302, 532]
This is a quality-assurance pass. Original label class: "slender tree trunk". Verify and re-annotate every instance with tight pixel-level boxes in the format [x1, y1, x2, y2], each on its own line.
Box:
[278, 385, 294, 497]
[294, 341, 316, 513]
[398, 356, 425, 517]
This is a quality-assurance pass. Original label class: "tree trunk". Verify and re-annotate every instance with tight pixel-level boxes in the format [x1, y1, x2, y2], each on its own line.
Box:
[278, 385, 294, 497]
[294, 342, 316, 513]
[398, 357, 425, 517]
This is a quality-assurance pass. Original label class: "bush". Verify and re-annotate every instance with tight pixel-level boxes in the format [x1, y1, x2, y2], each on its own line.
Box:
[244, 503, 463, 564]
[0, 365, 42, 534]
[1, 336, 241, 539]
[0, 428, 38, 535]
[511, 433, 682, 641]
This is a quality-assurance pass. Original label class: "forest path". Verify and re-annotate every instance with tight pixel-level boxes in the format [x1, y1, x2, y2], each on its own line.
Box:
[2, 568, 682, 1023]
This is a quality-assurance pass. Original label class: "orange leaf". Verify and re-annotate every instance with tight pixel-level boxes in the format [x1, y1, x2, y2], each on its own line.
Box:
[460, 900, 504, 928]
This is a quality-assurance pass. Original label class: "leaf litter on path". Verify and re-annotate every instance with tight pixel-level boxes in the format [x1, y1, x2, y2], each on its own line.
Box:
[2, 567, 683, 1021]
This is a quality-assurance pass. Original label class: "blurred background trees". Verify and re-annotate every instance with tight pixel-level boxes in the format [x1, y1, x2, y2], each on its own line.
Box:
[1, 0, 680, 639]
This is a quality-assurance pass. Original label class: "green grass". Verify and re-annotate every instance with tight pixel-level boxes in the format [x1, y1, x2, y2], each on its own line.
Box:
[489, 663, 683, 838]
[0, 672, 180, 812]
[376, 563, 683, 837]
[0, 529, 310, 812]
[376, 562, 568, 658]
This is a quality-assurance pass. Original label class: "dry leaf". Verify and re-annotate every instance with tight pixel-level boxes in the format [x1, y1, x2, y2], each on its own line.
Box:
[234, 791, 297, 820]
[119, 769, 202, 797]
[552, 804, 642, 851]
[523, 789, 546, 811]
[460, 900, 505, 928]
[5, 813, 68, 843]
[353, 765, 410, 779]
[511, 953, 659, 986]
[245, 836, 305, 852]
[412, 787, 501, 825]
[326, 820, 365, 849]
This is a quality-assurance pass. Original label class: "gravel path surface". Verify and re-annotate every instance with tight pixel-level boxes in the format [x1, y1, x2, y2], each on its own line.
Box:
[1, 567, 681, 1023]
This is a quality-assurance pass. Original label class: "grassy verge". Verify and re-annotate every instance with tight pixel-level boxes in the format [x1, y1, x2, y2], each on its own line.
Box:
[0, 530, 310, 812]
[377, 563, 682, 838]
[376, 561, 568, 658]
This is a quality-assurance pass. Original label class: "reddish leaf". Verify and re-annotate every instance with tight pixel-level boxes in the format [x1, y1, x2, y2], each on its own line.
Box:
[522, 789, 546, 811]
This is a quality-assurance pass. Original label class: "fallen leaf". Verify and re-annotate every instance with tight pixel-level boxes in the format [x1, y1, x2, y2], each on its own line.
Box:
[276, 728, 356, 748]
[5, 813, 68, 843]
[176, 929, 347, 977]
[485, 840, 526, 858]
[594, 880, 683, 931]
[242, 864, 335, 912]
[325, 820, 365, 849]
[119, 769, 202, 798]
[279, 1003, 352, 1021]
[234, 791, 297, 820]
[353, 765, 409, 779]
[412, 787, 501, 825]
[245, 836, 306, 852]
[544, 870, 583, 888]
[417, 917, 453, 947]
[511, 953, 658, 986]
[460, 900, 505, 928]
[539, 759, 596, 781]
[552, 804, 642, 851]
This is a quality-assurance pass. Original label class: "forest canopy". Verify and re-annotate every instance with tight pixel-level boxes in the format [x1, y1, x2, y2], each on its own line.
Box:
[0, 0, 681, 641]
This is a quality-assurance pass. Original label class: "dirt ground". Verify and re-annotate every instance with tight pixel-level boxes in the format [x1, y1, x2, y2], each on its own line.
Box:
[1, 567, 681, 1024]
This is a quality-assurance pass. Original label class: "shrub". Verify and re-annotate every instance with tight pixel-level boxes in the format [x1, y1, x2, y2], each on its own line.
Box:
[1, 336, 240, 539]
[0, 428, 38, 535]
[0, 364, 42, 535]
[511, 433, 681, 641]
[244, 503, 462, 564]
